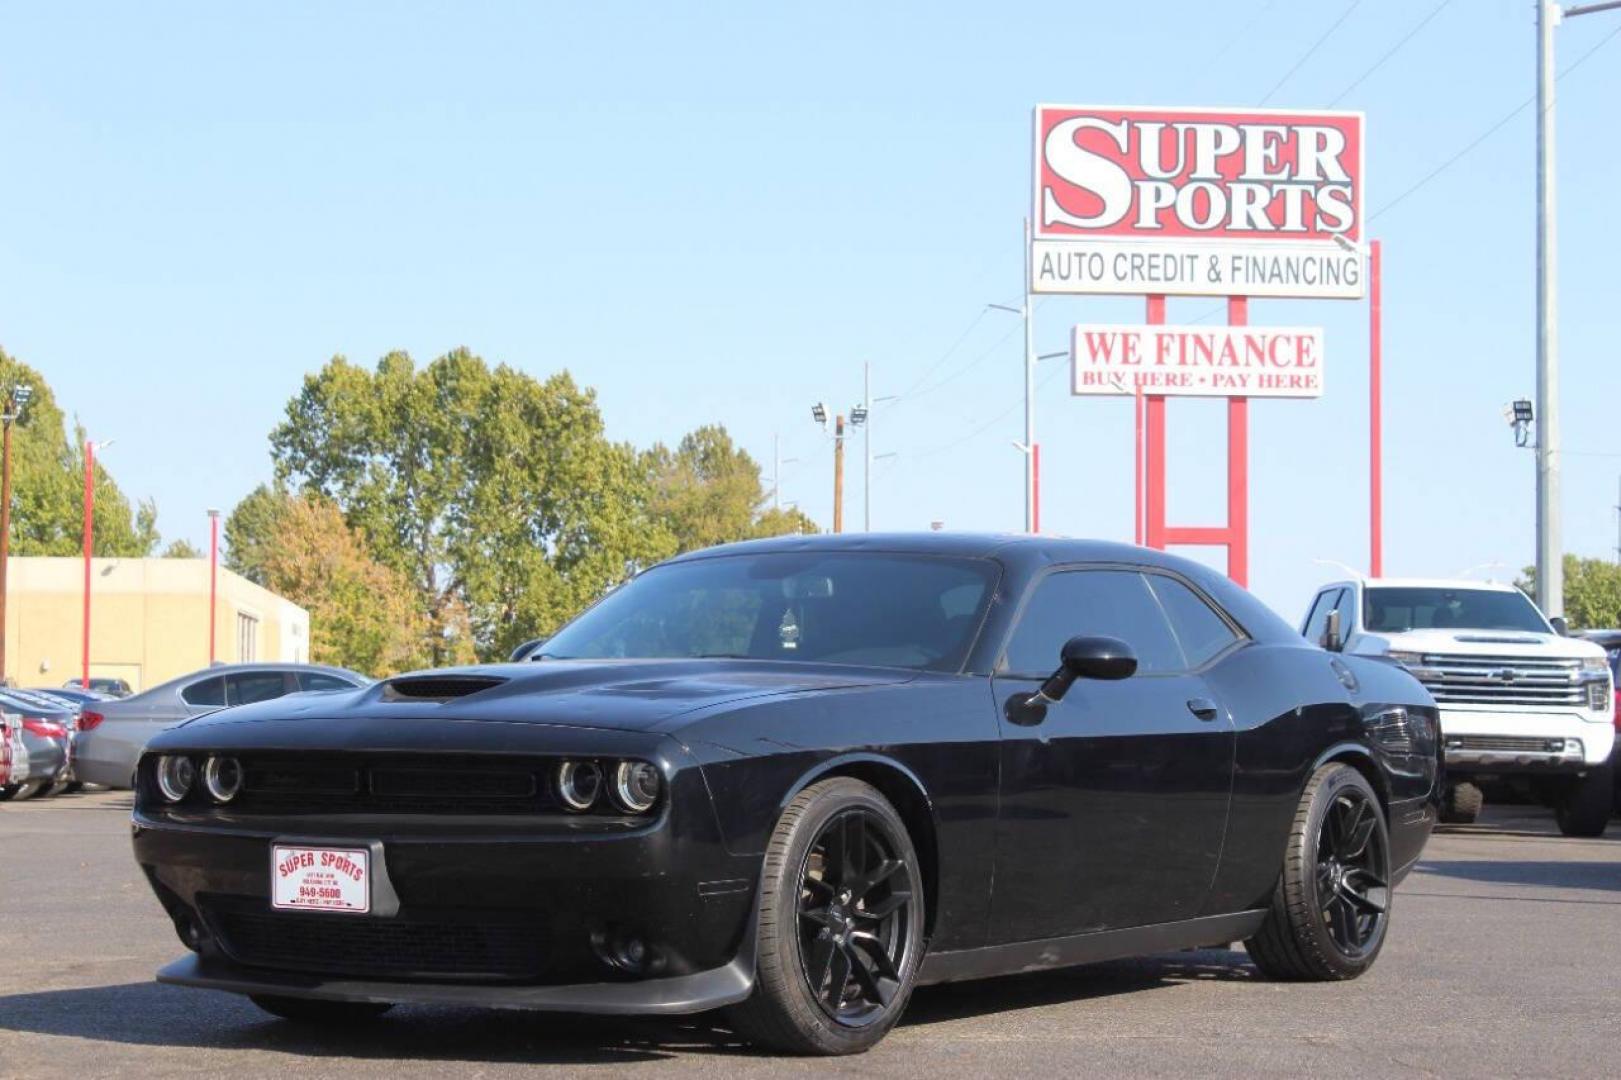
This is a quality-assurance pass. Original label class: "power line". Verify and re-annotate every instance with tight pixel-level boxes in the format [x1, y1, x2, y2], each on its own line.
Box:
[1372, 18, 1621, 221]
[1258, 1, 1362, 106]
[1328, 0, 1454, 107]
[894, 308, 988, 401]
[907, 362, 1068, 461]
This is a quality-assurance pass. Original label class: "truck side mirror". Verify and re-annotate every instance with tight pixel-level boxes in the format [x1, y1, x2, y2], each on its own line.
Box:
[1321, 609, 1343, 652]
[1549, 616, 1569, 637]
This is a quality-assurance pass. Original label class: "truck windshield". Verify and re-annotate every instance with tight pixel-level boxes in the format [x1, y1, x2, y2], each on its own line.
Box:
[1363, 587, 1550, 634]
[538, 552, 998, 672]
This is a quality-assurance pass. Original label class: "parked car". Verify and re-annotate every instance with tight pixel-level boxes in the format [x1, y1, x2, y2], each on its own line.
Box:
[65, 676, 134, 698]
[1303, 578, 1615, 836]
[135, 534, 1438, 1054]
[75, 663, 370, 789]
[28, 687, 114, 709]
[0, 689, 74, 799]
[0, 711, 17, 788]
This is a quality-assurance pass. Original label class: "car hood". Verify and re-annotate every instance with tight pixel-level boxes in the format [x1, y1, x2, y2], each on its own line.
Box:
[173, 659, 918, 735]
[1364, 628, 1607, 660]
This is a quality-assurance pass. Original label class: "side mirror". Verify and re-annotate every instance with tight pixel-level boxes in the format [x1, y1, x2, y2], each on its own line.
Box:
[1035, 635, 1138, 704]
[1549, 616, 1569, 637]
[1321, 609, 1343, 652]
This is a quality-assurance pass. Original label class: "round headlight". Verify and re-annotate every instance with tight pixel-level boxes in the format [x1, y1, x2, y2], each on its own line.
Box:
[611, 760, 662, 814]
[203, 756, 243, 803]
[156, 755, 196, 803]
[556, 760, 603, 812]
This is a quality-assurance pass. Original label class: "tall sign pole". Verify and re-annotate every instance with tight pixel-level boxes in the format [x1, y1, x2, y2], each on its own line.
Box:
[1534, 0, 1561, 617]
[1022, 217, 1036, 533]
[1369, 239, 1384, 577]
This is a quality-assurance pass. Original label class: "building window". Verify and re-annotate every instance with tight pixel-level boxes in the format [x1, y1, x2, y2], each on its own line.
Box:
[237, 612, 259, 662]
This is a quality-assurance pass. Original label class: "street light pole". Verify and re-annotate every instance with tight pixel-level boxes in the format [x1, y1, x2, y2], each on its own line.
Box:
[82, 440, 95, 687]
[1022, 217, 1036, 533]
[863, 362, 872, 532]
[1535, 0, 1621, 615]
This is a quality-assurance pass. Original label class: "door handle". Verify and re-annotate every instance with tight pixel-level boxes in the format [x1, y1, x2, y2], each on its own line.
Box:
[1186, 698, 1220, 722]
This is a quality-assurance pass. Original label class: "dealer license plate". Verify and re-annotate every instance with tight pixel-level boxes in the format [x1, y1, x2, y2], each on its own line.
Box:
[271, 844, 371, 914]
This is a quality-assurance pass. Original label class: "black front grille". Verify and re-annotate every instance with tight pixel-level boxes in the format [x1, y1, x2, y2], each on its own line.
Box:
[203, 900, 549, 981]
[229, 753, 570, 815]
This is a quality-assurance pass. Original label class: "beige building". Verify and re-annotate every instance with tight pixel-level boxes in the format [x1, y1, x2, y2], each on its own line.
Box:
[3, 557, 309, 693]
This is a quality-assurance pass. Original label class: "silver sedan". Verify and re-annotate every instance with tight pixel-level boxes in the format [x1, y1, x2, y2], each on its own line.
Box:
[73, 663, 369, 789]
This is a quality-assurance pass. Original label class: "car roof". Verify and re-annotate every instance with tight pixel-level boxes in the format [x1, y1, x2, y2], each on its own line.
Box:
[665, 531, 1161, 564]
[129, 662, 370, 700]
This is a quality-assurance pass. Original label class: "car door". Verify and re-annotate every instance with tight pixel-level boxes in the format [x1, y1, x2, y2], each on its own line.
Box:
[988, 567, 1238, 941]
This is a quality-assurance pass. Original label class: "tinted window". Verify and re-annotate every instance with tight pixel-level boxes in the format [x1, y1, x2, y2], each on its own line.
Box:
[226, 671, 294, 705]
[1365, 587, 1548, 634]
[1002, 570, 1185, 676]
[299, 672, 357, 692]
[1148, 575, 1240, 667]
[181, 676, 226, 707]
[1303, 588, 1342, 646]
[541, 553, 997, 672]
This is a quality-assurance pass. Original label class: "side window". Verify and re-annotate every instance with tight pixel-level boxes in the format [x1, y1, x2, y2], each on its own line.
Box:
[1147, 575, 1241, 668]
[299, 672, 357, 692]
[226, 671, 295, 705]
[1303, 588, 1342, 646]
[1002, 570, 1185, 676]
[181, 676, 226, 708]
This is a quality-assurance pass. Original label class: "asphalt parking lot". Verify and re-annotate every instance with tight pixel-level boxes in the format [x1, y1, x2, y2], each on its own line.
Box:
[1, 792, 1616, 1079]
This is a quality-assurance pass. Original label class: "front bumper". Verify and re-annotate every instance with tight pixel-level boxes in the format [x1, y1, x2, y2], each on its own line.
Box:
[1438, 707, 1615, 774]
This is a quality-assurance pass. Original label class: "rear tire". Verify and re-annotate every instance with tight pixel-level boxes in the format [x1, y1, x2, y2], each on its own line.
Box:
[725, 777, 925, 1055]
[1246, 763, 1391, 981]
[249, 995, 393, 1023]
[1554, 766, 1612, 838]
[0, 784, 18, 801]
[14, 779, 45, 800]
[1439, 781, 1483, 825]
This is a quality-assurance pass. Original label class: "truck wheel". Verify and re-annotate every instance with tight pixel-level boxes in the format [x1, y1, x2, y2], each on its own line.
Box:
[1245, 764, 1391, 981]
[0, 784, 18, 801]
[1554, 766, 1612, 838]
[726, 777, 925, 1055]
[1439, 781, 1483, 825]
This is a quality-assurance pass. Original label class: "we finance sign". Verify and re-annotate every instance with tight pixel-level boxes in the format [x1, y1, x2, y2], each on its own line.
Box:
[1032, 105, 1365, 299]
[1071, 324, 1325, 398]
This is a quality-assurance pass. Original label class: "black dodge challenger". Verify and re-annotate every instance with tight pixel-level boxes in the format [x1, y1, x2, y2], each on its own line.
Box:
[134, 534, 1439, 1054]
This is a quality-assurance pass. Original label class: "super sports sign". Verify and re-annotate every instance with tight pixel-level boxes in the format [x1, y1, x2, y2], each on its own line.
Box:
[1032, 105, 1365, 299]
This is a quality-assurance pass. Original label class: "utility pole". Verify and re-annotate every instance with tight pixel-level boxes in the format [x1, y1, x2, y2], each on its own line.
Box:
[1022, 217, 1036, 533]
[862, 363, 872, 532]
[0, 384, 33, 682]
[1535, 0, 1621, 615]
[832, 414, 846, 534]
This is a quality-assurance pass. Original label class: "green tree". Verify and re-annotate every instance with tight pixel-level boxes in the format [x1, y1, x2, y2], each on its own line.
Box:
[269, 351, 674, 661]
[0, 348, 161, 556]
[647, 424, 817, 553]
[161, 538, 204, 558]
[1520, 556, 1621, 630]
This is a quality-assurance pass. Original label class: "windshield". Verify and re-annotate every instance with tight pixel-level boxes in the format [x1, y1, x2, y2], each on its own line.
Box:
[1364, 587, 1551, 634]
[539, 552, 998, 672]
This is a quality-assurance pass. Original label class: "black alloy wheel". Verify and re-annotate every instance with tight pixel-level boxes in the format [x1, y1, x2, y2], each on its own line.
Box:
[796, 809, 915, 1026]
[1246, 763, 1392, 980]
[1314, 785, 1389, 959]
[727, 777, 925, 1055]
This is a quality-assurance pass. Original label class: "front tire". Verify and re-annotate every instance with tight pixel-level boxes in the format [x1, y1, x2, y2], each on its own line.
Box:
[1439, 780, 1483, 825]
[1554, 765, 1612, 838]
[249, 995, 393, 1023]
[1246, 763, 1391, 981]
[726, 777, 924, 1055]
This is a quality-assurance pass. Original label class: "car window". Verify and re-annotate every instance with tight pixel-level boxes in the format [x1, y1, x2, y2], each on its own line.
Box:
[299, 672, 357, 692]
[1147, 575, 1240, 668]
[1303, 588, 1342, 646]
[1002, 570, 1185, 676]
[1363, 586, 1549, 633]
[226, 671, 295, 705]
[181, 676, 226, 707]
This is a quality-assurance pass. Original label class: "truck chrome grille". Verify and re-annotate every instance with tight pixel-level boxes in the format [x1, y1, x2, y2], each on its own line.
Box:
[1412, 653, 1586, 708]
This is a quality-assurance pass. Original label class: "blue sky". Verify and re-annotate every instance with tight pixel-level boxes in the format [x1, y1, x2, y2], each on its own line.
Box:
[2, 1, 1619, 620]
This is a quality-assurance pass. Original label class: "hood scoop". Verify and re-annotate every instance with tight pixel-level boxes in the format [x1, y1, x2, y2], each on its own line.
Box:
[380, 675, 508, 703]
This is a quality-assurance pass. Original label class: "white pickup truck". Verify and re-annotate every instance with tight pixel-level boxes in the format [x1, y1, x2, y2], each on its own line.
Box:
[1302, 578, 1615, 836]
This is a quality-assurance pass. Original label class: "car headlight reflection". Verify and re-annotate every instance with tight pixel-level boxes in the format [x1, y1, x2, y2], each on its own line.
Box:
[611, 761, 662, 814]
[156, 755, 196, 803]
